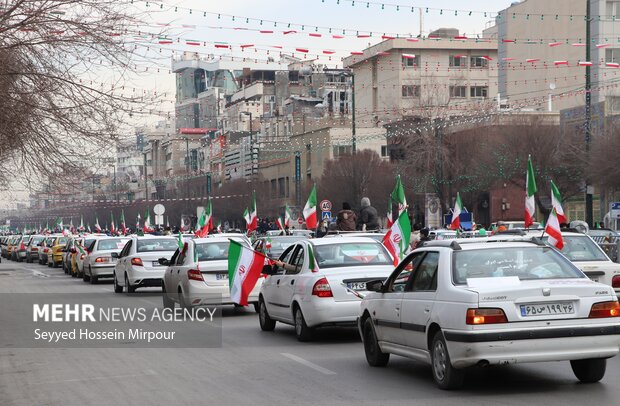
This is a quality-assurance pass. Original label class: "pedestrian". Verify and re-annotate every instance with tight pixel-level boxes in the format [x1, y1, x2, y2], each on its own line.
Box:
[415, 228, 431, 248]
[357, 197, 379, 231]
[336, 202, 357, 231]
[316, 219, 330, 238]
[409, 223, 422, 250]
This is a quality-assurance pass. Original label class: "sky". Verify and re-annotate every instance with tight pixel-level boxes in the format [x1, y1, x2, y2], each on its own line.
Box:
[1, 0, 517, 210]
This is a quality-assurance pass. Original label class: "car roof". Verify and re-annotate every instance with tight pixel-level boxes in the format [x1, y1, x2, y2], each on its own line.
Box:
[193, 236, 246, 244]
[421, 236, 549, 251]
[310, 237, 380, 246]
[133, 235, 176, 240]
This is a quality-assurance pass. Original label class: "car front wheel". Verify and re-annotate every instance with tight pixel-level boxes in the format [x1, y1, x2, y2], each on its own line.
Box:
[363, 317, 389, 367]
[430, 330, 464, 390]
[258, 299, 276, 331]
[294, 306, 313, 342]
[570, 358, 606, 383]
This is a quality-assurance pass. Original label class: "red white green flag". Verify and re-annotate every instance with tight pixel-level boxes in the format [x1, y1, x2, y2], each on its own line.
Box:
[545, 208, 564, 250]
[120, 209, 127, 235]
[303, 185, 318, 229]
[284, 204, 292, 228]
[243, 208, 251, 226]
[227, 240, 265, 305]
[196, 199, 213, 237]
[387, 196, 394, 228]
[110, 212, 116, 234]
[247, 191, 258, 233]
[450, 192, 463, 230]
[382, 210, 411, 266]
[276, 216, 285, 231]
[550, 180, 567, 225]
[308, 244, 319, 273]
[144, 208, 154, 233]
[94, 216, 101, 233]
[391, 175, 407, 214]
[525, 155, 537, 228]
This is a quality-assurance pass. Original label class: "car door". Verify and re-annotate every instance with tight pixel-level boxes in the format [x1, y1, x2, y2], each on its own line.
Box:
[116, 240, 132, 283]
[264, 245, 295, 320]
[373, 252, 425, 345]
[164, 248, 181, 297]
[277, 245, 305, 323]
[399, 251, 440, 350]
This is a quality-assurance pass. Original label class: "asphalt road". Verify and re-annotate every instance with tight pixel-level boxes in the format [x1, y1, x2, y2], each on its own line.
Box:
[1, 259, 620, 406]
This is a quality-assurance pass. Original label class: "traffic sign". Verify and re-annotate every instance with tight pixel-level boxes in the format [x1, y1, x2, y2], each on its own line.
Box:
[153, 204, 165, 215]
[320, 200, 332, 212]
[298, 217, 304, 225]
[322, 211, 331, 220]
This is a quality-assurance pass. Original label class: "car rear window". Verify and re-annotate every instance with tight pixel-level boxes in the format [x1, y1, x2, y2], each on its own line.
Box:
[545, 236, 609, 262]
[195, 242, 230, 261]
[453, 247, 585, 285]
[58, 237, 68, 245]
[97, 239, 129, 251]
[313, 242, 393, 268]
[136, 239, 178, 253]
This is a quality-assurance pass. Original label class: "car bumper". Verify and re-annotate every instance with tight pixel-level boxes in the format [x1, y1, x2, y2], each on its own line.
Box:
[128, 267, 165, 286]
[90, 264, 115, 277]
[301, 298, 362, 328]
[444, 324, 620, 368]
[185, 281, 259, 306]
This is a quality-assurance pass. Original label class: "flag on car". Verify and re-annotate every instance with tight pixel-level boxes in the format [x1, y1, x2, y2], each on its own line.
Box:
[276, 216, 285, 231]
[110, 212, 117, 235]
[79, 215, 84, 232]
[387, 196, 394, 228]
[144, 208, 154, 233]
[545, 208, 564, 250]
[136, 213, 141, 230]
[525, 155, 537, 228]
[227, 239, 266, 305]
[382, 211, 411, 266]
[308, 244, 319, 273]
[94, 216, 101, 233]
[243, 208, 251, 226]
[120, 210, 127, 235]
[284, 204, 292, 228]
[303, 185, 318, 229]
[550, 180, 567, 225]
[450, 192, 463, 230]
[177, 232, 183, 251]
[196, 199, 213, 237]
[247, 191, 258, 233]
[391, 175, 407, 214]
[216, 222, 222, 233]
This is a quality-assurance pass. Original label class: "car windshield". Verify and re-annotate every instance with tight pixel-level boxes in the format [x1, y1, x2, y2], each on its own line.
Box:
[544, 235, 609, 262]
[453, 246, 585, 285]
[58, 237, 68, 245]
[83, 239, 95, 248]
[313, 242, 393, 268]
[30, 236, 44, 245]
[136, 238, 178, 253]
[97, 238, 129, 251]
[195, 242, 231, 261]
[45, 237, 55, 246]
[266, 237, 303, 252]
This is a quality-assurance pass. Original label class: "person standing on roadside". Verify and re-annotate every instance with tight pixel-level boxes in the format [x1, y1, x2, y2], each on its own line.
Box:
[357, 197, 379, 231]
[336, 202, 357, 231]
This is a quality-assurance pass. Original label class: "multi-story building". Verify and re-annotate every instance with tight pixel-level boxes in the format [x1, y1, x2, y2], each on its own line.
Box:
[343, 29, 499, 124]
[496, 0, 620, 112]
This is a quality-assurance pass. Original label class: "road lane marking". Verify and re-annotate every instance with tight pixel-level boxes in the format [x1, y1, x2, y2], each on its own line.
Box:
[281, 353, 337, 375]
[28, 370, 158, 386]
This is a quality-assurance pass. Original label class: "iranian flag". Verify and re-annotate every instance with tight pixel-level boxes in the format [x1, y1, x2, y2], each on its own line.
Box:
[387, 196, 394, 228]
[391, 175, 407, 214]
[120, 209, 127, 235]
[545, 208, 564, 250]
[247, 192, 258, 233]
[308, 244, 319, 273]
[550, 180, 568, 225]
[144, 208, 154, 233]
[110, 212, 116, 235]
[177, 232, 183, 251]
[276, 216, 285, 231]
[303, 185, 318, 229]
[382, 211, 411, 266]
[525, 155, 537, 228]
[243, 208, 251, 226]
[196, 200, 213, 237]
[284, 204, 293, 228]
[78, 215, 84, 232]
[94, 216, 102, 233]
[216, 222, 222, 233]
[227, 240, 266, 305]
[450, 192, 463, 230]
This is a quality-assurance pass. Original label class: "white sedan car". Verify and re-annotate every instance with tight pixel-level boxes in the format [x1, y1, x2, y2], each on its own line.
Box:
[82, 236, 130, 283]
[259, 237, 395, 341]
[359, 238, 620, 390]
[113, 236, 178, 293]
[162, 236, 260, 310]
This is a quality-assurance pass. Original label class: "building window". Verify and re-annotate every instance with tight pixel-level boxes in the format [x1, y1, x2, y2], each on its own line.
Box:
[270, 179, 277, 198]
[470, 56, 489, 68]
[402, 55, 419, 67]
[607, 1, 620, 19]
[450, 86, 467, 98]
[606, 48, 620, 63]
[449, 55, 467, 67]
[470, 86, 488, 98]
[381, 145, 388, 157]
[333, 145, 352, 157]
[402, 85, 420, 98]
[278, 177, 286, 198]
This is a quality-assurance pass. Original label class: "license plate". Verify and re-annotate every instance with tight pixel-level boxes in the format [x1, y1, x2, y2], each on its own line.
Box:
[152, 261, 163, 267]
[346, 282, 368, 291]
[216, 273, 228, 280]
[520, 302, 574, 317]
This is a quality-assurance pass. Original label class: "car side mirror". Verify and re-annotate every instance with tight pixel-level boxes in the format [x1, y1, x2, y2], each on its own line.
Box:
[158, 258, 169, 266]
[111, 252, 119, 259]
[366, 280, 385, 293]
[262, 264, 277, 275]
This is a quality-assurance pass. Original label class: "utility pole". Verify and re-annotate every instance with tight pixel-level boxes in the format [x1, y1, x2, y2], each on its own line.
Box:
[185, 136, 190, 202]
[585, 0, 593, 227]
[351, 72, 356, 154]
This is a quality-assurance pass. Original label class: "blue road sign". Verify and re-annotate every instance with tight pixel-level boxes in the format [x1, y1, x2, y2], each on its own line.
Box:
[322, 211, 331, 220]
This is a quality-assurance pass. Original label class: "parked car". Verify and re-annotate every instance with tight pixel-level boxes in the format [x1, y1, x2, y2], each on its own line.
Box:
[162, 236, 257, 310]
[82, 236, 130, 283]
[13, 235, 32, 262]
[324, 232, 386, 243]
[75, 237, 96, 278]
[62, 237, 81, 275]
[113, 236, 178, 293]
[5, 235, 21, 260]
[359, 238, 620, 390]
[25, 235, 46, 263]
[46, 235, 68, 268]
[259, 237, 395, 341]
[253, 235, 309, 259]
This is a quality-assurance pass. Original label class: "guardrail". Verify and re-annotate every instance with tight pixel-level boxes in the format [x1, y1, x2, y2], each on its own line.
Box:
[592, 236, 620, 263]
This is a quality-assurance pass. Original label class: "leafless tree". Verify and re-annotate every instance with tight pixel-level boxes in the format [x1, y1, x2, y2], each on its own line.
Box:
[0, 0, 160, 187]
